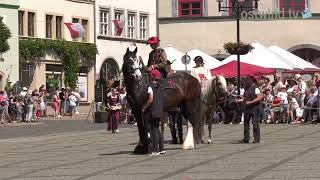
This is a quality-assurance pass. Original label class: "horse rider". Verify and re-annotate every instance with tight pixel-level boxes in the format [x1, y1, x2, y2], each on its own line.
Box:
[142, 69, 166, 156]
[147, 36, 168, 78]
[191, 56, 211, 87]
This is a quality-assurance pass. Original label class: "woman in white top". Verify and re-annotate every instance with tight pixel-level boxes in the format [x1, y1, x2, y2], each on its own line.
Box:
[69, 92, 77, 118]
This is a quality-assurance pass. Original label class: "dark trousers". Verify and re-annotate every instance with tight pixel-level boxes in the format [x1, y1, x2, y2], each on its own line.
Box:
[303, 107, 315, 122]
[151, 117, 164, 153]
[169, 111, 183, 144]
[244, 111, 260, 142]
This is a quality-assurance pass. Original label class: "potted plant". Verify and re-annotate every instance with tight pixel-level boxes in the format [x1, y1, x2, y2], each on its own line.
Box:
[95, 102, 108, 123]
[223, 42, 254, 55]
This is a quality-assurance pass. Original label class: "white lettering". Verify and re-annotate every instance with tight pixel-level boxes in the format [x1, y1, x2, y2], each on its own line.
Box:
[241, 11, 248, 19]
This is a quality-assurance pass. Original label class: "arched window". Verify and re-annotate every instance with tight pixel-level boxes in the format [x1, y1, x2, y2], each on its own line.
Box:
[99, 58, 120, 82]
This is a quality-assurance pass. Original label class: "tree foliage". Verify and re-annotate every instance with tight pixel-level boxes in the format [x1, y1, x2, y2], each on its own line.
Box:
[20, 37, 98, 89]
[0, 19, 12, 54]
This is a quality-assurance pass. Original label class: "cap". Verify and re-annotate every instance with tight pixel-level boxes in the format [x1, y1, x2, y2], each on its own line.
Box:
[150, 69, 161, 79]
[194, 56, 204, 62]
[295, 74, 302, 80]
[147, 37, 159, 45]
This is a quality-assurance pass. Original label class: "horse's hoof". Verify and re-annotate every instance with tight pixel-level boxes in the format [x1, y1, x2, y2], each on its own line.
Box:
[201, 139, 205, 144]
[207, 139, 213, 144]
[182, 144, 194, 150]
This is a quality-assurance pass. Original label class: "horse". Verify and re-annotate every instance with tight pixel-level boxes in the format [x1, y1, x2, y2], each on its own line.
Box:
[122, 46, 203, 154]
[201, 76, 229, 143]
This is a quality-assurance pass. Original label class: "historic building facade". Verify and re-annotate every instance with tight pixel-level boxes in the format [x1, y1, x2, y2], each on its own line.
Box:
[19, 0, 95, 102]
[0, 0, 19, 90]
[158, 0, 320, 64]
[95, 0, 157, 84]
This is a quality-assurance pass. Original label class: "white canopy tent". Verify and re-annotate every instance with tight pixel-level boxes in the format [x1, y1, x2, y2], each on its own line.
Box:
[186, 49, 221, 70]
[164, 45, 185, 71]
[221, 43, 294, 70]
[269, 45, 319, 70]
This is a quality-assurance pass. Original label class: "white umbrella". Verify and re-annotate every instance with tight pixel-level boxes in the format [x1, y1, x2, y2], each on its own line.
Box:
[164, 45, 185, 71]
[221, 43, 294, 70]
[269, 45, 319, 70]
[187, 49, 221, 70]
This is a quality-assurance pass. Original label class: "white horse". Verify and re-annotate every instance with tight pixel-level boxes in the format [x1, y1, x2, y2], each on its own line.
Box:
[201, 75, 229, 143]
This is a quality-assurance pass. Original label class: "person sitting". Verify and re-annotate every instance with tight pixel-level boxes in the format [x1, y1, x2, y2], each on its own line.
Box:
[287, 93, 299, 124]
[303, 86, 318, 124]
[276, 85, 289, 123]
[263, 88, 274, 124]
[147, 37, 168, 78]
[142, 69, 166, 156]
[190, 56, 210, 87]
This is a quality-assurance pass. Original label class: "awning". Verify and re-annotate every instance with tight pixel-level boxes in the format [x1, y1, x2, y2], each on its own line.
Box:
[211, 61, 275, 78]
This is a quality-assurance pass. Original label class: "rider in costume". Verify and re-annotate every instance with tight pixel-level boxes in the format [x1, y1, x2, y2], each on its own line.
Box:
[190, 56, 211, 87]
[147, 37, 168, 78]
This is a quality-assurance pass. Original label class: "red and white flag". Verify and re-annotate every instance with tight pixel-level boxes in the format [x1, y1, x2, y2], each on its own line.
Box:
[64, 23, 86, 38]
[113, 15, 125, 36]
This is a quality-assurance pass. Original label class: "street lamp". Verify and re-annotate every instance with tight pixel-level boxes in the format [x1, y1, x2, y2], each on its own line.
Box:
[217, 0, 259, 95]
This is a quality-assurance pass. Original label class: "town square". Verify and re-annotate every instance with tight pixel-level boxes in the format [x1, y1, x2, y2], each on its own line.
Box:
[0, 0, 320, 179]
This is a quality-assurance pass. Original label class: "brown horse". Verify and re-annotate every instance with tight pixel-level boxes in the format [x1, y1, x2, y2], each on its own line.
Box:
[122, 47, 203, 154]
[201, 76, 229, 143]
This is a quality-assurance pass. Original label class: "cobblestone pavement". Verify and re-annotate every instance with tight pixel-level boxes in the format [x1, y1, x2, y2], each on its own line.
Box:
[1, 122, 320, 180]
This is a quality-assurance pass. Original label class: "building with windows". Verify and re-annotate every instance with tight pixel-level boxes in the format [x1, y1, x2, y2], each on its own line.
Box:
[19, 0, 95, 102]
[95, 0, 156, 85]
[158, 0, 320, 65]
[0, 0, 19, 90]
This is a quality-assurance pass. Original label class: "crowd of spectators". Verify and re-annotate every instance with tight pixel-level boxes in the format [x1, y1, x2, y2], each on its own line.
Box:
[216, 73, 320, 125]
[0, 85, 82, 126]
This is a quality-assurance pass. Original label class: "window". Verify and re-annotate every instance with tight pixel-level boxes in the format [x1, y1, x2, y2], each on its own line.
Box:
[178, 0, 202, 17]
[100, 9, 109, 36]
[280, 0, 305, 13]
[56, 16, 63, 39]
[72, 18, 79, 23]
[139, 15, 147, 39]
[127, 13, 135, 38]
[18, 11, 24, 36]
[114, 11, 124, 37]
[46, 15, 53, 38]
[27, 12, 35, 37]
[81, 19, 88, 42]
[228, 0, 253, 16]
[46, 64, 63, 102]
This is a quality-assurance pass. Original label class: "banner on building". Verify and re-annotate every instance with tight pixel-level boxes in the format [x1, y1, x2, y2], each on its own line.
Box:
[64, 23, 86, 38]
[112, 15, 125, 36]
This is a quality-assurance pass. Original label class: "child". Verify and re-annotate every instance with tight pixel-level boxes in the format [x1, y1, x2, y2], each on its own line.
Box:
[287, 94, 299, 124]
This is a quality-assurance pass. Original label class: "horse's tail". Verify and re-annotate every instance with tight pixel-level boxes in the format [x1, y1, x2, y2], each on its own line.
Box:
[192, 92, 203, 144]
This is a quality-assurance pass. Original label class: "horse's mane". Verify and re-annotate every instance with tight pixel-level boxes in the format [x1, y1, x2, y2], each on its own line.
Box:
[202, 75, 227, 105]
[202, 77, 215, 101]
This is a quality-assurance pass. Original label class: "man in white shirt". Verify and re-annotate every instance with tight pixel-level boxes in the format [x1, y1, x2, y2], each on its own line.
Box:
[295, 74, 307, 107]
[273, 74, 284, 96]
[190, 56, 211, 87]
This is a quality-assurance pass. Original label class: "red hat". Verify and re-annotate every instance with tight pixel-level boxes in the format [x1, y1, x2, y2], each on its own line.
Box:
[147, 37, 159, 45]
[150, 69, 161, 79]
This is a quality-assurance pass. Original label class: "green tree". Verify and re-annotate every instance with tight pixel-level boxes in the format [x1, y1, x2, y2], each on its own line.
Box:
[0, 18, 11, 54]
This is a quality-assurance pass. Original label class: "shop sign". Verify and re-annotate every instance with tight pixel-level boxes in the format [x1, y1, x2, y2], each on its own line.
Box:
[241, 9, 312, 20]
